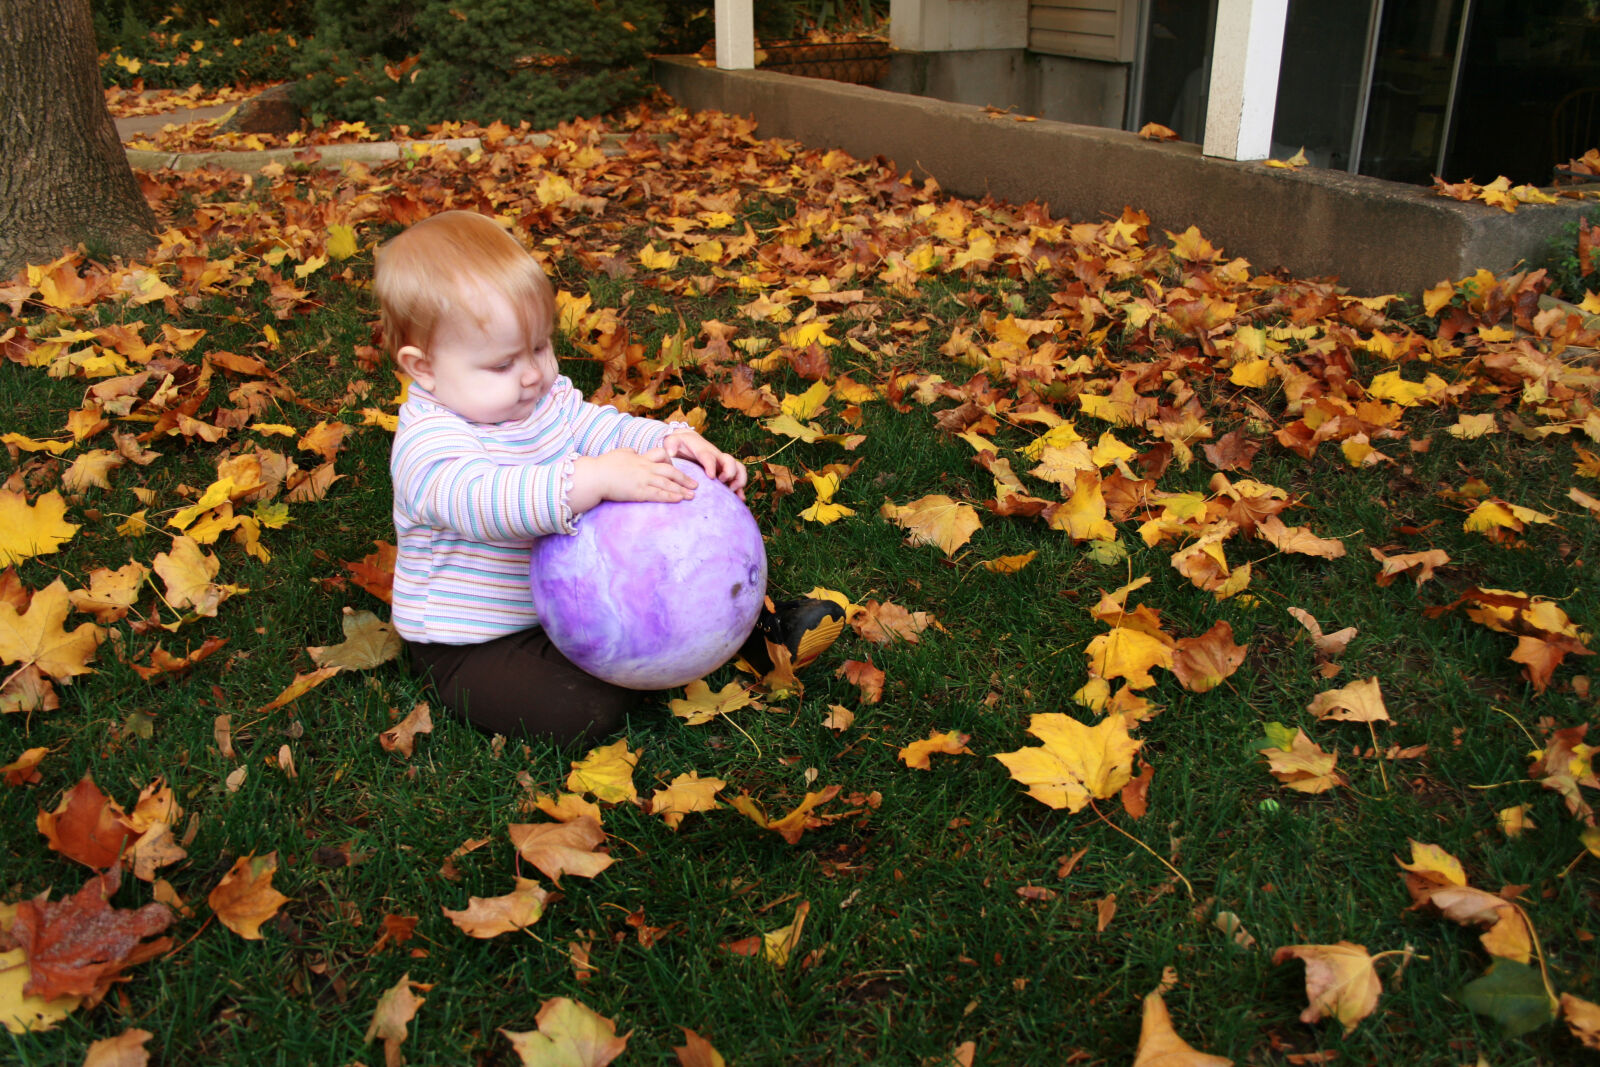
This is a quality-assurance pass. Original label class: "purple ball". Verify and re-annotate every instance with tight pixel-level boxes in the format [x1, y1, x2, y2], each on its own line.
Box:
[529, 458, 767, 689]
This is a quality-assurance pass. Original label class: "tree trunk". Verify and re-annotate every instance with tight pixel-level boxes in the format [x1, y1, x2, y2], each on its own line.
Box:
[0, 0, 157, 279]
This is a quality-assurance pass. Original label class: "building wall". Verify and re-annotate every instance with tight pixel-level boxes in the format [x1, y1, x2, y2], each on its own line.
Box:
[877, 49, 1128, 129]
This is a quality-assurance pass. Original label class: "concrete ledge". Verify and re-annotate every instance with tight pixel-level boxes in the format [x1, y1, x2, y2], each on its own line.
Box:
[654, 55, 1591, 297]
[125, 138, 487, 174]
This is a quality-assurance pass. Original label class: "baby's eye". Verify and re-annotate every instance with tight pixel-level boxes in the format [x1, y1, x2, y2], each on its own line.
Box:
[491, 361, 514, 372]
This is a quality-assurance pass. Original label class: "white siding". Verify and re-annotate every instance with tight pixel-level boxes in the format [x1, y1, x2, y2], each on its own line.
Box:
[1029, 0, 1138, 63]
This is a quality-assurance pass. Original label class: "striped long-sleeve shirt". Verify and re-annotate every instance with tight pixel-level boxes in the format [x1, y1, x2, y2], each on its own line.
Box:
[390, 376, 683, 644]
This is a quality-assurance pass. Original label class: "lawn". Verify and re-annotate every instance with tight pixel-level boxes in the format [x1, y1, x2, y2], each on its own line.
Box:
[2, 91, 1599, 1066]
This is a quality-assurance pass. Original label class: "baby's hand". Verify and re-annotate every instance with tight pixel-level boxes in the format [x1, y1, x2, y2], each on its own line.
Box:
[569, 447, 698, 512]
[663, 431, 748, 499]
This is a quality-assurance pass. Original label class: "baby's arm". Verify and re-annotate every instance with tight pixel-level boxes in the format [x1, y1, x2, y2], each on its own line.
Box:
[393, 412, 581, 537]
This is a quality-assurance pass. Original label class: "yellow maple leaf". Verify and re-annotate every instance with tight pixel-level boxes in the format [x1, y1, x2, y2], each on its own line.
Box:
[0, 490, 79, 567]
[1447, 413, 1498, 439]
[781, 381, 831, 420]
[565, 739, 639, 803]
[0, 580, 105, 683]
[639, 243, 679, 270]
[993, 713, 1141, 811]
[667, 680, 757, 725]
[1045, 471, 1118, 542]
[152, 535, 243, 618]
[61, 450, 124, 492]
[649, 772, 726, 831]
[880, 494, 981, 556]
[1272, 942, 1383, 1034]
[1085, 627, 1174, 689]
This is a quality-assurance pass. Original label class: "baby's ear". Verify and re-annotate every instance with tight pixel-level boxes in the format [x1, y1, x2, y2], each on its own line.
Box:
[394, 344, 433, 387]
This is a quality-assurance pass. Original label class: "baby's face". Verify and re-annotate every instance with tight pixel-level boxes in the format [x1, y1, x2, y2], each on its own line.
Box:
[414, 288, 557, 425]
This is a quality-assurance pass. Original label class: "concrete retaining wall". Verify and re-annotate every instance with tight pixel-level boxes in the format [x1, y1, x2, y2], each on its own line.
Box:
[654, 55, 1588, 297]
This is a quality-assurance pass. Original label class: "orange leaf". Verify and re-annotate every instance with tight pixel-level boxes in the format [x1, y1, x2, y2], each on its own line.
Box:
[1132, 989, 1233, 1066]
[208, 852, 290, 940]
[508, 817, 614, 884]
[835, 659, 884, 703]
[1369, 547, 1450, 587]
[442, 878, 553, 938]
[1171, 621, 1247, 692]
[898, 730, 973, 770]
[852, 600, 933, 645]
[81, 1027, 154, 1066]
[648, 772, 726, 831]
[1256, 515, 1346, 558]
[257, 665, 341, 713]
[674, 1027, 728, 1067]
[36, 775, 139, 870]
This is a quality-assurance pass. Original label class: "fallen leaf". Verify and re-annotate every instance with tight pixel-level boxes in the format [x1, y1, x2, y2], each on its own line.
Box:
[1132, 988, 1233, 1066]
[898, 730, 973, 770]
[649, 772, 726, 830]
[668, 680, 757, 725]
[1272, 942, 1382, 1033]
[208, 852, 290, 940]
[729, 786, 842, 844]
[0, 580, 105, 684]
[364, 972, 428, 1067]
[501, 997, 629, 1067]
[1306, 677, 1390, 723]
[379, 701, 433, 758]
[674, 1027, 727, 1067]
[7, 867, 171, 1005]
[880, 494, 982, 556]
[994, 713, 1141, 811]
[308, 608, 400, 670]
[508, 817, 613, 884]
[441, 878, 553, 938]
[81, 1026, 154, 1067]
[1171, 621, 1247, 693]
[566, 739, 639, 803]
[0, 489, 79, 567]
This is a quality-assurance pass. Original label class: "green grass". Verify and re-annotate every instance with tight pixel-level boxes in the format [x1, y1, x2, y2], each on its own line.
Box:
[3, 108, 1599, 1065]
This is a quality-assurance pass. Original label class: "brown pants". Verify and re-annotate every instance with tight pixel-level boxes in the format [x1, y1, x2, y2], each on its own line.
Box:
[406, 628, 643, 746]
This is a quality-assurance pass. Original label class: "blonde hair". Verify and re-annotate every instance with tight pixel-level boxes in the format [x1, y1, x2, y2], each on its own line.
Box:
[374, 211, 555, 357]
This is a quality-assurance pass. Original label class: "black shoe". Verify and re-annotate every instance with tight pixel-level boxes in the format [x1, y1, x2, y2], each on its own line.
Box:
[738, 597, 846, 674]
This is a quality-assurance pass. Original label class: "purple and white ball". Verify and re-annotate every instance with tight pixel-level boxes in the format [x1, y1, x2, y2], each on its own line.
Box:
[529, 457, 767, 689]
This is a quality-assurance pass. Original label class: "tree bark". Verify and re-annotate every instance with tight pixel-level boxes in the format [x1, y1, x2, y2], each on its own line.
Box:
[0, 0, 158, 279]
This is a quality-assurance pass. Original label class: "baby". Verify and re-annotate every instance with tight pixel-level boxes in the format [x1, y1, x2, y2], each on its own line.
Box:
[375, 211, 839, 744]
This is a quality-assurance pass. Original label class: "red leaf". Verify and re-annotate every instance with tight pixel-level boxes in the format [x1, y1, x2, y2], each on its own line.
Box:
[10, 866, 173, 1003]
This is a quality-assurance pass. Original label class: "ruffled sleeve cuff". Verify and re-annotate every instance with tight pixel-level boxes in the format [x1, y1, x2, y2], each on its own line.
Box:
[555, 452, 579, 533]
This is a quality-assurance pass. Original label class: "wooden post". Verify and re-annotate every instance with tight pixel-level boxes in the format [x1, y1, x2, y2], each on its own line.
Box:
[1203, 0, 1288, 161]
[715, 0, 756, 70]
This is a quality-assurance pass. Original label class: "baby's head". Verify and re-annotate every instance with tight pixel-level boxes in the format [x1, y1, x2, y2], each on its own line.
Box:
[375, 211, 561, 424]
[374, 210, 554, 359]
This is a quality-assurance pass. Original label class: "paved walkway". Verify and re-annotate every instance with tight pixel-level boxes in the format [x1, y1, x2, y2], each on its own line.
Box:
[114, 102, 239, 141]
